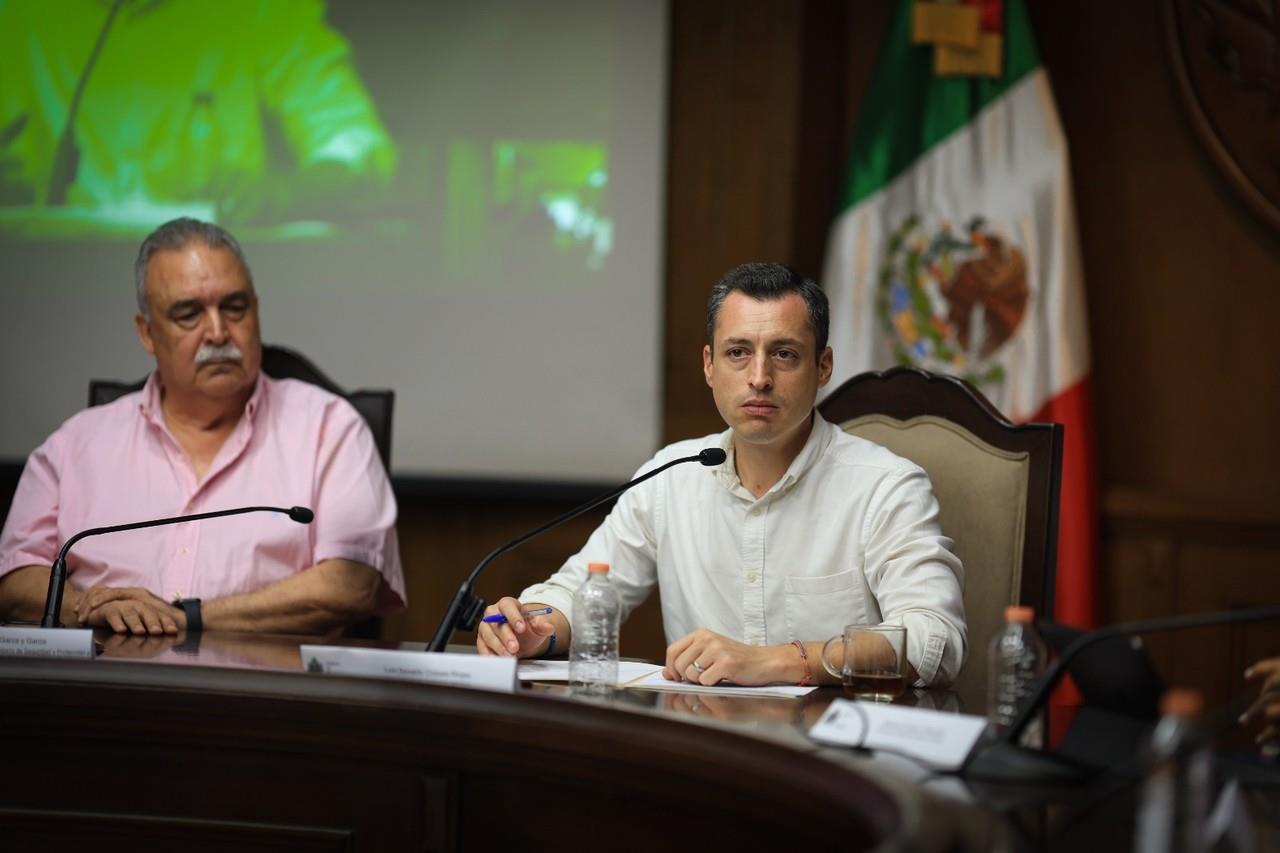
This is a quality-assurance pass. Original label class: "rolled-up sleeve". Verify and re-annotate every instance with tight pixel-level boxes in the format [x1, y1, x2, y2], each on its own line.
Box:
[862, 467, 967, 687]
[0, 434, 63, 579]
[312, 401, 404, 613]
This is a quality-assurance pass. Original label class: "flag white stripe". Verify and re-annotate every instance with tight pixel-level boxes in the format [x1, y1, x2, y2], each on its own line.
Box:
[822, 69, 1089, 420]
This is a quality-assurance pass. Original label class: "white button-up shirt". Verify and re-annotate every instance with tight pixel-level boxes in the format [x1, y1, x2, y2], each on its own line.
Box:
[520, 413, 967, 686]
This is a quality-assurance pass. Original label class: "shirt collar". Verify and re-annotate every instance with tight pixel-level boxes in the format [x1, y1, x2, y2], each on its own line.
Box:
[713, 409, 835, 496]
[138, 370, 270, 427]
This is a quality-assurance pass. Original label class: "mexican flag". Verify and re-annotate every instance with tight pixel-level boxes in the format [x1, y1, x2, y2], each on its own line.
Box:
[820, 0, 1097, 634]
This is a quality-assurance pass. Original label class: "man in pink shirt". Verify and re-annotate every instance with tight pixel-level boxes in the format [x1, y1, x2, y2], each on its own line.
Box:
[0, 218, 404, 634]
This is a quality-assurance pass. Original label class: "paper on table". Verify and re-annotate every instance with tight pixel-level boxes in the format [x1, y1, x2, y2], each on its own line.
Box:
[807, 698, 987, 770]
[517, 659, 663, 684]
[623, 669, 818, 699]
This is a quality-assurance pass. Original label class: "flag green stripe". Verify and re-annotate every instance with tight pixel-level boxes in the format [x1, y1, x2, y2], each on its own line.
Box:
[836, 0, 1040, 212]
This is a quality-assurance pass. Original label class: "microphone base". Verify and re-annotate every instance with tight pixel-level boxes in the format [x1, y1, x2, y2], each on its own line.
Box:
[426, 587, 486, 653]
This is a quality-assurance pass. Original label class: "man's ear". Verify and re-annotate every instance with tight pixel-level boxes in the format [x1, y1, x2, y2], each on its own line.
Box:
[135, 313, 156, 356]
[817, 346, 833, 387]
[703, 344, 714, 388]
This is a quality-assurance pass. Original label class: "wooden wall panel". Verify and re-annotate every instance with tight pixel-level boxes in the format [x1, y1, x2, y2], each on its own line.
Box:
[1029, 0, 1280, 509]
[662, 0, 807, 444]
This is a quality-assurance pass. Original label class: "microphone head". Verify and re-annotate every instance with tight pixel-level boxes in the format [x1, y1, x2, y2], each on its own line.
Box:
[288, 506, 315, 524]
[698, 447, 727, 466]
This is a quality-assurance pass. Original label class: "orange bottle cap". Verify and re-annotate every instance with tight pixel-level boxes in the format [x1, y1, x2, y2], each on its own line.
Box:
[1004, 605, 1034, 623]
[587, 562, 610, 574]
[1160, 688, 1203, 718]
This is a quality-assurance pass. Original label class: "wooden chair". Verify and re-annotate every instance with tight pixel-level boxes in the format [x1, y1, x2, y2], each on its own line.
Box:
[818, 366, 1062, 709]
[89, 344, 395, 639]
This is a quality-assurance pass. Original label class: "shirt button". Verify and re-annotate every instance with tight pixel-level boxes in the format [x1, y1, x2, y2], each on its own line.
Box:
[180, 547, 189, 556]
[746, 572, 758, 585]
[751, 508, 761, 517]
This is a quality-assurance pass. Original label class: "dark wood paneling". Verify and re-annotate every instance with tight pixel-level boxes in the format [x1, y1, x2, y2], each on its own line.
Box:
[663, 0, 806, 444]
[0, 811, 354, 853]
[1029, 0, 1280, 510]
[0, 658, 909, 851]
[1103, 487, 1280, 746]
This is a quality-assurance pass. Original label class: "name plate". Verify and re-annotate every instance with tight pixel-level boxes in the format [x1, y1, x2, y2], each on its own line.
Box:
[0, 626, 96, 659]
[808, 699, 987, 770]
[300, 646, 517, 694]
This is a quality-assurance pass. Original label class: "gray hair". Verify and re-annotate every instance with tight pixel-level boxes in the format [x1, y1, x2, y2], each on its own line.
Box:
[134, 218, 253, 317]
[705, 262, 829, 357]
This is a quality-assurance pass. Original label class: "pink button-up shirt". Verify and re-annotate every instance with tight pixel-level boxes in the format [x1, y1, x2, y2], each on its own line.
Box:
[0, 373, 404, 611]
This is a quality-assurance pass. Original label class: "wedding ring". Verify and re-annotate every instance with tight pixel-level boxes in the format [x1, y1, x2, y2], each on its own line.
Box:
[691, 660, 707, 674]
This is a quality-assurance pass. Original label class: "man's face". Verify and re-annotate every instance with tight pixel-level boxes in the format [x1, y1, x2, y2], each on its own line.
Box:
[134, 242, 262, 403]
[703, 292, 833, 449]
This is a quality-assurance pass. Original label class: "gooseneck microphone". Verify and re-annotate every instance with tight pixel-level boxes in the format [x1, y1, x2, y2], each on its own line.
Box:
[960, 605, 1280, 784]
[40, 505, 314, 628]
[1002, 605, 1280, 746]
[427, 447, 728, 652]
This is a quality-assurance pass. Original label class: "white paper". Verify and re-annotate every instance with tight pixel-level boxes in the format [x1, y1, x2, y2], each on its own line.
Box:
[808, 699, 987, 770]
[624, 669, 818, 699]
[517, 659, 663, 684]
[0, 626, 95, 659]
[301, 646, 517, 693]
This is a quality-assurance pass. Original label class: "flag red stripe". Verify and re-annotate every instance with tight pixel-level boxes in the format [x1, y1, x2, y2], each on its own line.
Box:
[1028, 373, 1099, 630]
[1028, 375, 1099, 731]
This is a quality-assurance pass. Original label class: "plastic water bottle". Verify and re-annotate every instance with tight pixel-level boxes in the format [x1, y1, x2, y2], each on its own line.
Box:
[987, 605, 1048, 748]
[568, 562, 620, 693]
[1134, 689, 1212, 853]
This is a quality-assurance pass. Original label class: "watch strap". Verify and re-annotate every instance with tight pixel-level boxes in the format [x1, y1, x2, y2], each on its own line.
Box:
[175, 598, 203, 634]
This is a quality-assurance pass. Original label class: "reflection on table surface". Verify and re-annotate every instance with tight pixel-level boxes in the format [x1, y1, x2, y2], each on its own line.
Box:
[87, 628, 964, 728]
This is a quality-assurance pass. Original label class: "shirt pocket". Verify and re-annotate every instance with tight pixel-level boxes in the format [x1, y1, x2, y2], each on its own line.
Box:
[782, 569, 865, 640]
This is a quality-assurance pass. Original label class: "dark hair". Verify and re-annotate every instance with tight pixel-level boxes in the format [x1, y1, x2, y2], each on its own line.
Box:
[705, 262, 829, 357]
[134, 218, 253, 317]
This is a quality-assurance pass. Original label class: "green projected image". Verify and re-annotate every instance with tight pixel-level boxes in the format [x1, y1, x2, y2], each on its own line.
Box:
[0, 0, 618, 274]
[447, 140, 611, 279]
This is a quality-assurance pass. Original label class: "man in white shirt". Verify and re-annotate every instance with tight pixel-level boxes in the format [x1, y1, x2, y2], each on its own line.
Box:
[477, 263, 966, 687]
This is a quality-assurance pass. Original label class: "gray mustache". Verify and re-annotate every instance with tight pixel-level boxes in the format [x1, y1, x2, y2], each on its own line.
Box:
[195, 341, 244, 365]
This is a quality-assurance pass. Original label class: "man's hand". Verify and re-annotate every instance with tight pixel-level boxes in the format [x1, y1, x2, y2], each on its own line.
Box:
[1243, 657, 1280, 753]
[475, 597, 558, 657]
[663, 629, 794, 686]
[76, 585, 181, 635]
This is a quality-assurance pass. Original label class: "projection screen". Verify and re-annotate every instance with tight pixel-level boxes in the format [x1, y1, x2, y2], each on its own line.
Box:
[0, 0, 668, 483]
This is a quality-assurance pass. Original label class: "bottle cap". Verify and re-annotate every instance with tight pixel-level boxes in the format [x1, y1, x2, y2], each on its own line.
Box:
[1160, 688, 1203, 718]
[1004, 605, 1034, 623]
[587, 562, 610, 574]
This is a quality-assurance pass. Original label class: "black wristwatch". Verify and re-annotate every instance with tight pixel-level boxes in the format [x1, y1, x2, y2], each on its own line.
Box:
[175, 598, 203, 634]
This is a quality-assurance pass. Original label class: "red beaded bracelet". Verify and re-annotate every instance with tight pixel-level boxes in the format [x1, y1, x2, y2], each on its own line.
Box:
[791, 639, 813, 686]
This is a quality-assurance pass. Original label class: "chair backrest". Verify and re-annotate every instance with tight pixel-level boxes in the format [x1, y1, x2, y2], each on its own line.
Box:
[90, 344, 395, 470]
[89, 344, 395, 641]
[818, 366, 1062, 709]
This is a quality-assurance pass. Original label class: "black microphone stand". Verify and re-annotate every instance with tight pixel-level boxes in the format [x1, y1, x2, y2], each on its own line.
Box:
[961, 606, 1280, 784]
[1003, 606, 1280, 745]
[41, 505, 314, 628]
[426, 448, 726, 652]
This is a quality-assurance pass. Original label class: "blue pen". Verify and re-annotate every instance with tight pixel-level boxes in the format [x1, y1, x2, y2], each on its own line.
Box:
[482, 606, 553, 625]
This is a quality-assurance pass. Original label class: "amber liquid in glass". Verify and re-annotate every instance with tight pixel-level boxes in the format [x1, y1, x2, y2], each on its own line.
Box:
[843, 671, 906, 700]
